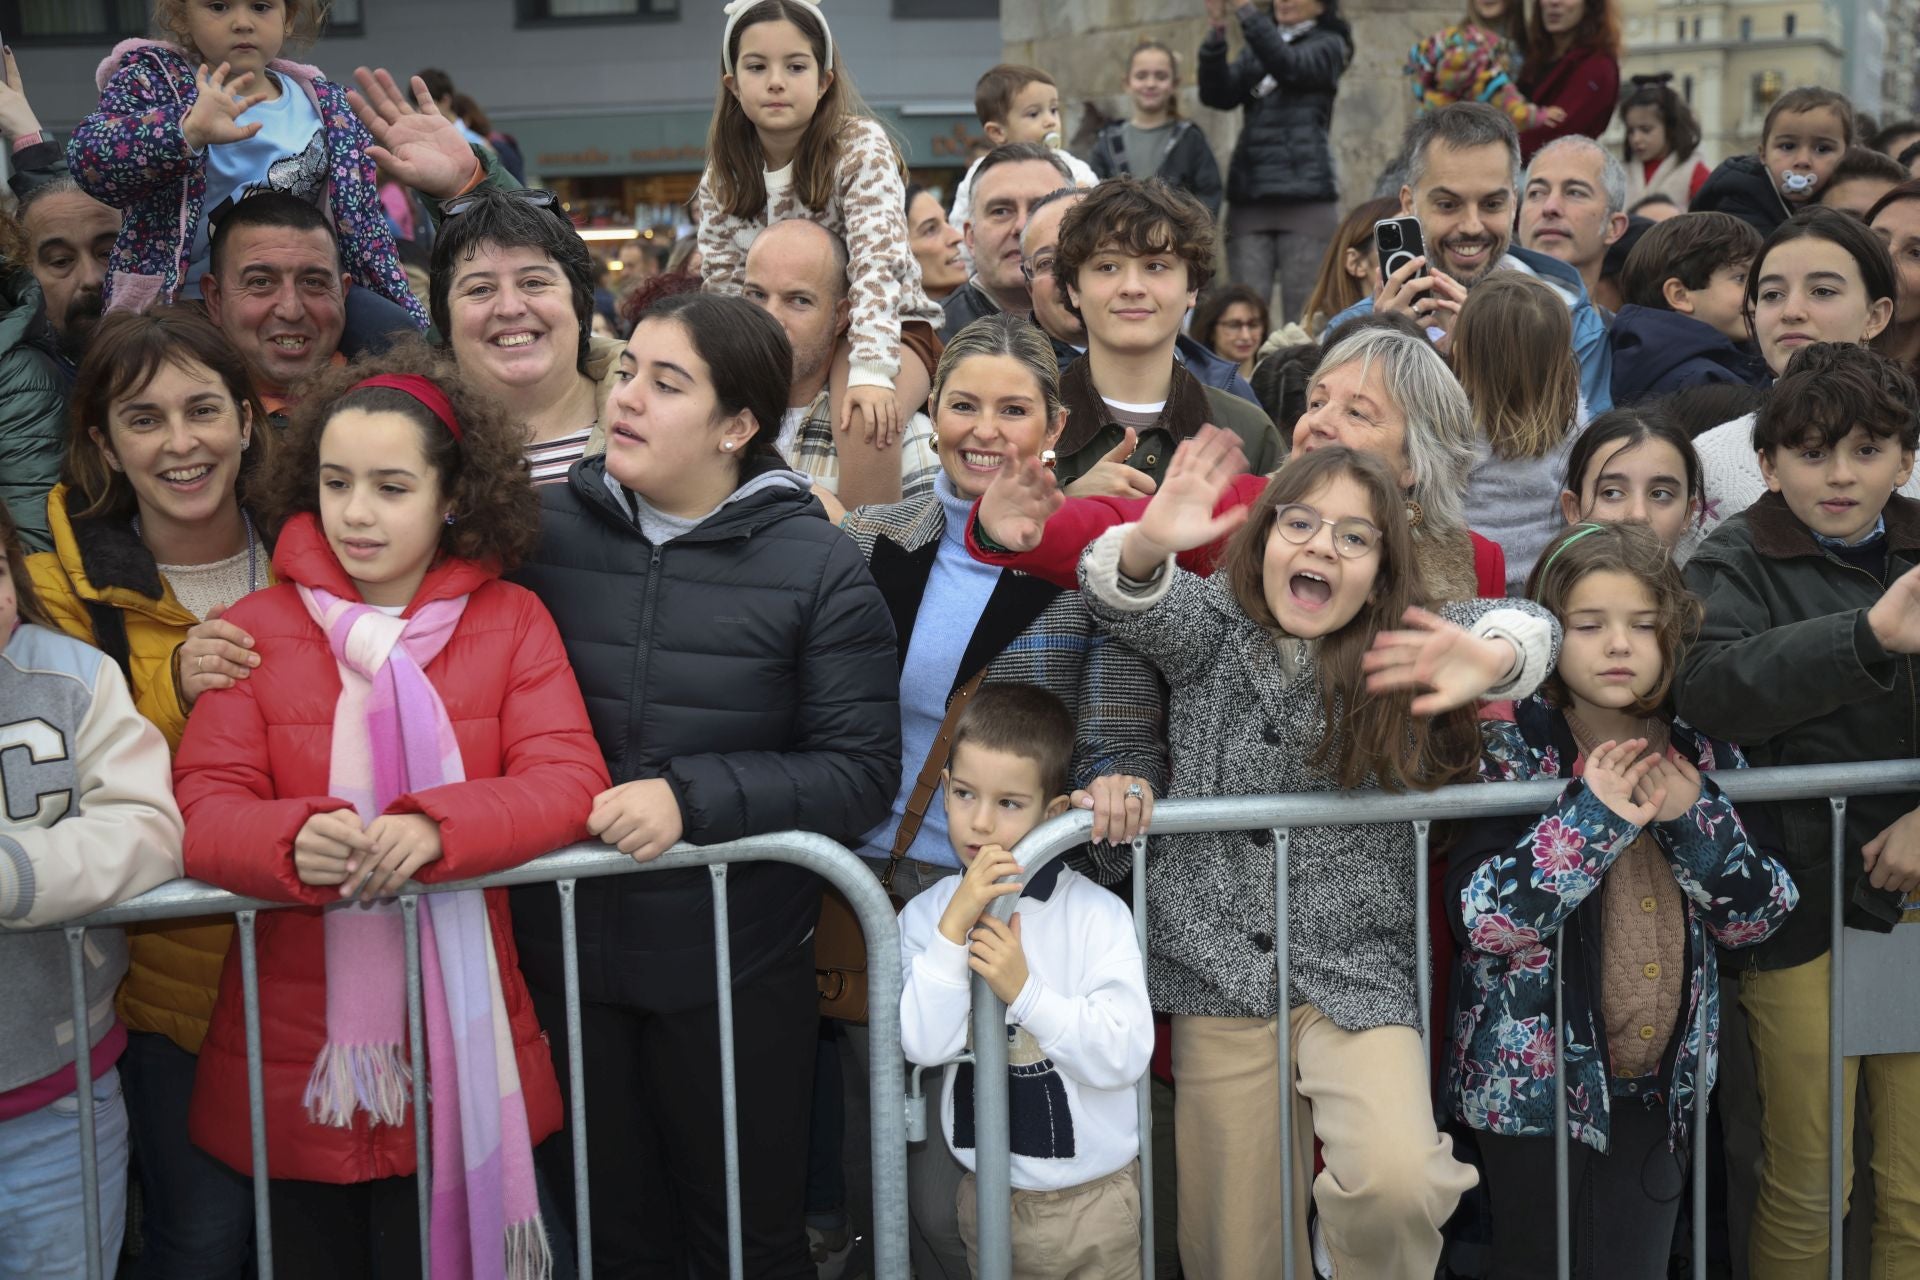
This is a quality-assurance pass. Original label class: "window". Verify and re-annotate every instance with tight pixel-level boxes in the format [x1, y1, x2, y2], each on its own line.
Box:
[1785, 13, 1796, 36]
[2, 0, 146, 44]
[894, 0, 998, 16]
[1740, 16, 1753, 40]
[1677, 18, 1686, 40]
[3, 0, 362, 41]
[1683, 74, 1695, 104]
[517, 0, 678, 25]
[1753, 69, 1786, 113]
[1692, 17, 1702, 39]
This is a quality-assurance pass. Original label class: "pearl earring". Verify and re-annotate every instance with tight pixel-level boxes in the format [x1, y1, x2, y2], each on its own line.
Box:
[722, 441, 735, 451]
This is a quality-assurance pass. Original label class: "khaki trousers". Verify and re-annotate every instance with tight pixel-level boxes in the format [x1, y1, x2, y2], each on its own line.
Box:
[1743, 949, 1920, 1280]
[1171, 1008, 1476, 1280]
[956, 1160, 1143, 1280]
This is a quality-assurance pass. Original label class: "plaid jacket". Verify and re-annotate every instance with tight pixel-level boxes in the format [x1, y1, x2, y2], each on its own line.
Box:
[787, 389, 940, 502]
[842, 493, 1169, 882]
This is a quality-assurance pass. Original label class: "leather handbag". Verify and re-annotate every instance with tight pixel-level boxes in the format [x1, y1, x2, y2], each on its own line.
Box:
[815, 669, 989, 1022]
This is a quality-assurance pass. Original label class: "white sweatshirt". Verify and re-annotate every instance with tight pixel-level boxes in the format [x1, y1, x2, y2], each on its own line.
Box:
[899, 862, 1152, 1192]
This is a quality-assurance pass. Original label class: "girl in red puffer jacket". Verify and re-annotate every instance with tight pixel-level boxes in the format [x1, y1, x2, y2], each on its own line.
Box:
[172, 340, 607, 1278]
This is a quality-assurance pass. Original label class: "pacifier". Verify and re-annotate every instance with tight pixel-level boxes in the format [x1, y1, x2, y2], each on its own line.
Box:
[1044, 131, 1063, 150]
[1780, 171, 1817, 196]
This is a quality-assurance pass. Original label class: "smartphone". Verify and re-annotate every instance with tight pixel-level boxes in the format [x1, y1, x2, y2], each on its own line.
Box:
[1373, 216, 1427, 283]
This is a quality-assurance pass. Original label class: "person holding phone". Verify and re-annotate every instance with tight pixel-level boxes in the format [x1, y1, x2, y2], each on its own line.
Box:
[1328, 102, 1614, 413]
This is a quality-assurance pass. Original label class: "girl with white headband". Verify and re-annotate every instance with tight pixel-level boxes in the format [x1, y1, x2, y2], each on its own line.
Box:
[697, 0, 944, 479]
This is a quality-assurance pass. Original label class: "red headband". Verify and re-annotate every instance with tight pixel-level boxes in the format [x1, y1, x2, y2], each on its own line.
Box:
[351, 374, 463, 442]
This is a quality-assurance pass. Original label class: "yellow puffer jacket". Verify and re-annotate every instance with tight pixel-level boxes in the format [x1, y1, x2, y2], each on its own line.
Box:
[28, 484, 274, 1055]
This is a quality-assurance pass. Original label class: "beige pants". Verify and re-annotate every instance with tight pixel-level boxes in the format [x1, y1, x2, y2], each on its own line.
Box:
[1171, 1009, 1477, 1280]
[956, 1160, 1143, 1280]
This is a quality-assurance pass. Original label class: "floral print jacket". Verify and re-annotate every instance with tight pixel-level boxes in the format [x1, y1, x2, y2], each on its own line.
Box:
[69, 39, 428, 326]
[1444, 697, 1798, 1153]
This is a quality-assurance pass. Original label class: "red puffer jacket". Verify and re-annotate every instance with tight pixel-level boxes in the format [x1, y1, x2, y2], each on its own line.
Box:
[173, 514, 608, 1183]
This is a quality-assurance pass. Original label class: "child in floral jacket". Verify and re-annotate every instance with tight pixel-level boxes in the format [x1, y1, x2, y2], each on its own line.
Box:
[1444, 523, 1796, 1279]
[69, 25, 427, 326]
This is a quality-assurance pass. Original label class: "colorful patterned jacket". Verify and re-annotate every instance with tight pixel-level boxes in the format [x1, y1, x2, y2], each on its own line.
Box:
[1405, 24, 1546, 131]
[1444, 696, 1798, 1153]
[69, 39, 428, 326]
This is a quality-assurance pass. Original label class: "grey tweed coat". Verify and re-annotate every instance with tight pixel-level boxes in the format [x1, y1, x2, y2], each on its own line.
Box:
[1080, 526, 1558, 1029]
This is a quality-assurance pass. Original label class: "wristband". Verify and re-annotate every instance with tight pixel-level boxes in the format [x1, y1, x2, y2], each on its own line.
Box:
[452, 153, 486, 199]
[10, 130, 45, 150]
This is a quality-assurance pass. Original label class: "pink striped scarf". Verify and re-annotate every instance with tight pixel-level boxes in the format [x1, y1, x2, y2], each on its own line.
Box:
[298, 585, 550, 1280]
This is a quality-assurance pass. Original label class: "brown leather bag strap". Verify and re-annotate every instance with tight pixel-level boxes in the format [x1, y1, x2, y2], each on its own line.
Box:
[885, 668, 990, 880]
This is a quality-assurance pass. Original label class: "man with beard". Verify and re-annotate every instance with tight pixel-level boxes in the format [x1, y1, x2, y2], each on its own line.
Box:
[200, 193, 349, 419]
[17, 182, 117, 374]
[743, 218, 937, 507]
[1329, 102, 1613, 412]
[0, 187, 78, 552]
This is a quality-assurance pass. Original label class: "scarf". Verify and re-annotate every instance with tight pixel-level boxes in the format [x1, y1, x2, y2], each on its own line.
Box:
[298, 585, 550, 1280]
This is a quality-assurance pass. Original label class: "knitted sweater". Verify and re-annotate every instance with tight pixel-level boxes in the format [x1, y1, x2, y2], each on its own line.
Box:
[1079, 526, 1559, 1026]
[1465, 404, 1590, 594]
[1405, 24, 1549, 131]
[695, 117, 942, 389]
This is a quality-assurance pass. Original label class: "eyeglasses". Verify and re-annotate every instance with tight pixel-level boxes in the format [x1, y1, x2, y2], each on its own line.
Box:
[441, 187, 574, 227]
[1020, 252, 1057, 282]
[1217, 318, 1264, 332]
[1273, 503, 1382, 558]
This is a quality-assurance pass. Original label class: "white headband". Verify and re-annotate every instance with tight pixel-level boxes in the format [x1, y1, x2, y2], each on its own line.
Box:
[722, 0, 833, 77]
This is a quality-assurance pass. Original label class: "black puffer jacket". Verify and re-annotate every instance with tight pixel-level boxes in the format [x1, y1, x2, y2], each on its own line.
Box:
[1197, 7, 1352, 206]
[509, 455, 902, 1010]
[1089, 119, 1225, 215]
[1690, 154, 1793, 238]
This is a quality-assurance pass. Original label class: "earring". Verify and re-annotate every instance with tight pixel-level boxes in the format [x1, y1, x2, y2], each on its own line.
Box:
[1404, 497, 1424, 529]
[444, 512, 456, 526]
[722, 441, 735, 451]
[240, 433, 251, 451]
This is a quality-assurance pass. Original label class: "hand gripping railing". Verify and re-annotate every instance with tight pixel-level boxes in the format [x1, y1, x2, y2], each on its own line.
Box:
[964, 758, 1920, 1280]
[31, 833, 910, 1280]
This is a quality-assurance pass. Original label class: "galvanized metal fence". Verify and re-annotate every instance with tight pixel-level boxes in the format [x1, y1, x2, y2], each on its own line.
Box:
[965, 758, 1920, 1280]
[30, 832, 909, 1280]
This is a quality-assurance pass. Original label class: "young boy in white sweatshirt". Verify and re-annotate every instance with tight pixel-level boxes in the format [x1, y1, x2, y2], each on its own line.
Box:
[898, 683, 1153, 1280]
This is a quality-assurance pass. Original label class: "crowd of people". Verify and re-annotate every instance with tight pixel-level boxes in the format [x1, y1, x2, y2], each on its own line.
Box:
[1, 0, 1917, 1279]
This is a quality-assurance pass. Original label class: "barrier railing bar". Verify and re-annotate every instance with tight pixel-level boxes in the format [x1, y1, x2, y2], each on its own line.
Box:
[557, 878, 593, 1280]
[1274, 827, 1296, 1280]
[969, 955, 1013, 1279]
[1414, 818, 1433, 1060]
[65, 926, 103, 1280]
[1828, 798, 1846, 1280]
[238, 910, 274, 1280]
[1693, 966, 1709, 1280]
[1552, 934, 1570, 1280]
[1130, 835, 1154, 1280]
[709, 865, 746, 1280]
[402, 895, 431, 1276]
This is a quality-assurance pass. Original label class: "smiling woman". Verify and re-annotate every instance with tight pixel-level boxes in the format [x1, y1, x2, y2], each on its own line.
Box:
[430, 186, 625, 485]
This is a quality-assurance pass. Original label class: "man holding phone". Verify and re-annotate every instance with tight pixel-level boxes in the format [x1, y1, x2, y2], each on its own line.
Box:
[1331, 102, 1613, 413]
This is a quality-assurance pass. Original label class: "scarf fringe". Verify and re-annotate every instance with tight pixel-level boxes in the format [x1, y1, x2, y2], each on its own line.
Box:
[303, 1041, 413, 1128]
[506, 1217, 554, 1280]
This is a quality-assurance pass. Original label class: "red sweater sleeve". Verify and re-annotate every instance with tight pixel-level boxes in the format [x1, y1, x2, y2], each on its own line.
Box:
[174, 673, 351, 907]
[392, 591, 611, 882]
[1518, 48, 1620, 159]
[1471, 532, 1507, 598]
[965, 473, 1270, 584]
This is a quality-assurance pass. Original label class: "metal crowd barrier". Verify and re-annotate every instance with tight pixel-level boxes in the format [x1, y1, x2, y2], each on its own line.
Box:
[967, 758, 1920, 1280]
[34, 832, 909, 1280]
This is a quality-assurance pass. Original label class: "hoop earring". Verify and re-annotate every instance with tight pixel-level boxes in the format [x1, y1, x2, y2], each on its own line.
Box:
[1404, 497, 1424, 529]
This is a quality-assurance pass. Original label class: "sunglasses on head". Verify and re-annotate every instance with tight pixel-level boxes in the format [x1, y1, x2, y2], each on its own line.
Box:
[441, 187, 573, 226]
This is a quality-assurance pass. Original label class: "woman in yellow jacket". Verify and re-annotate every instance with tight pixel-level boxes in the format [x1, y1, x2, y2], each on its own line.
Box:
[29, 308, 275, 1279]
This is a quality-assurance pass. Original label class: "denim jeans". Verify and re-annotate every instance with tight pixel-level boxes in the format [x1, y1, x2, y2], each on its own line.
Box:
[0, 1065, 130, 1279]
[120, 1031, 254, 1279]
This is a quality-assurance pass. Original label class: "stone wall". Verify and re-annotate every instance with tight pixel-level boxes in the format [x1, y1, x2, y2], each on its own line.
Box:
[1003, 0, 1461, 212]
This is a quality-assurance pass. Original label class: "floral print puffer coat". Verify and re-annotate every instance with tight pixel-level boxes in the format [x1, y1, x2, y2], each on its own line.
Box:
[1444, 696, 1798, 1153]
[69, 39, 428, 325]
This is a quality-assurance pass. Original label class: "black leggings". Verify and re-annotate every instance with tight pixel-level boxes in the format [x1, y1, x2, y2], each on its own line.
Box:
[268, 1174, 422, 1280]
[1476, 1092, 1689, 1279]
[528, 940, 820, 1280]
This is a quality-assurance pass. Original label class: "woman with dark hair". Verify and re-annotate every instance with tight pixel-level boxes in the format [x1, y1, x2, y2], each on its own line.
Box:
[1298, 195, 1399, 336]
[905, 182, 966, 302]
[1199, 0, 1354, 324]
[26, 305, 277, 1280]
[430, 185, 626, 484]
[1517, 0, 1622, 162]
[510, 291, 901, 1279]
[1869, 178, 1920, 377]
[1192, 282, 1271, 381]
